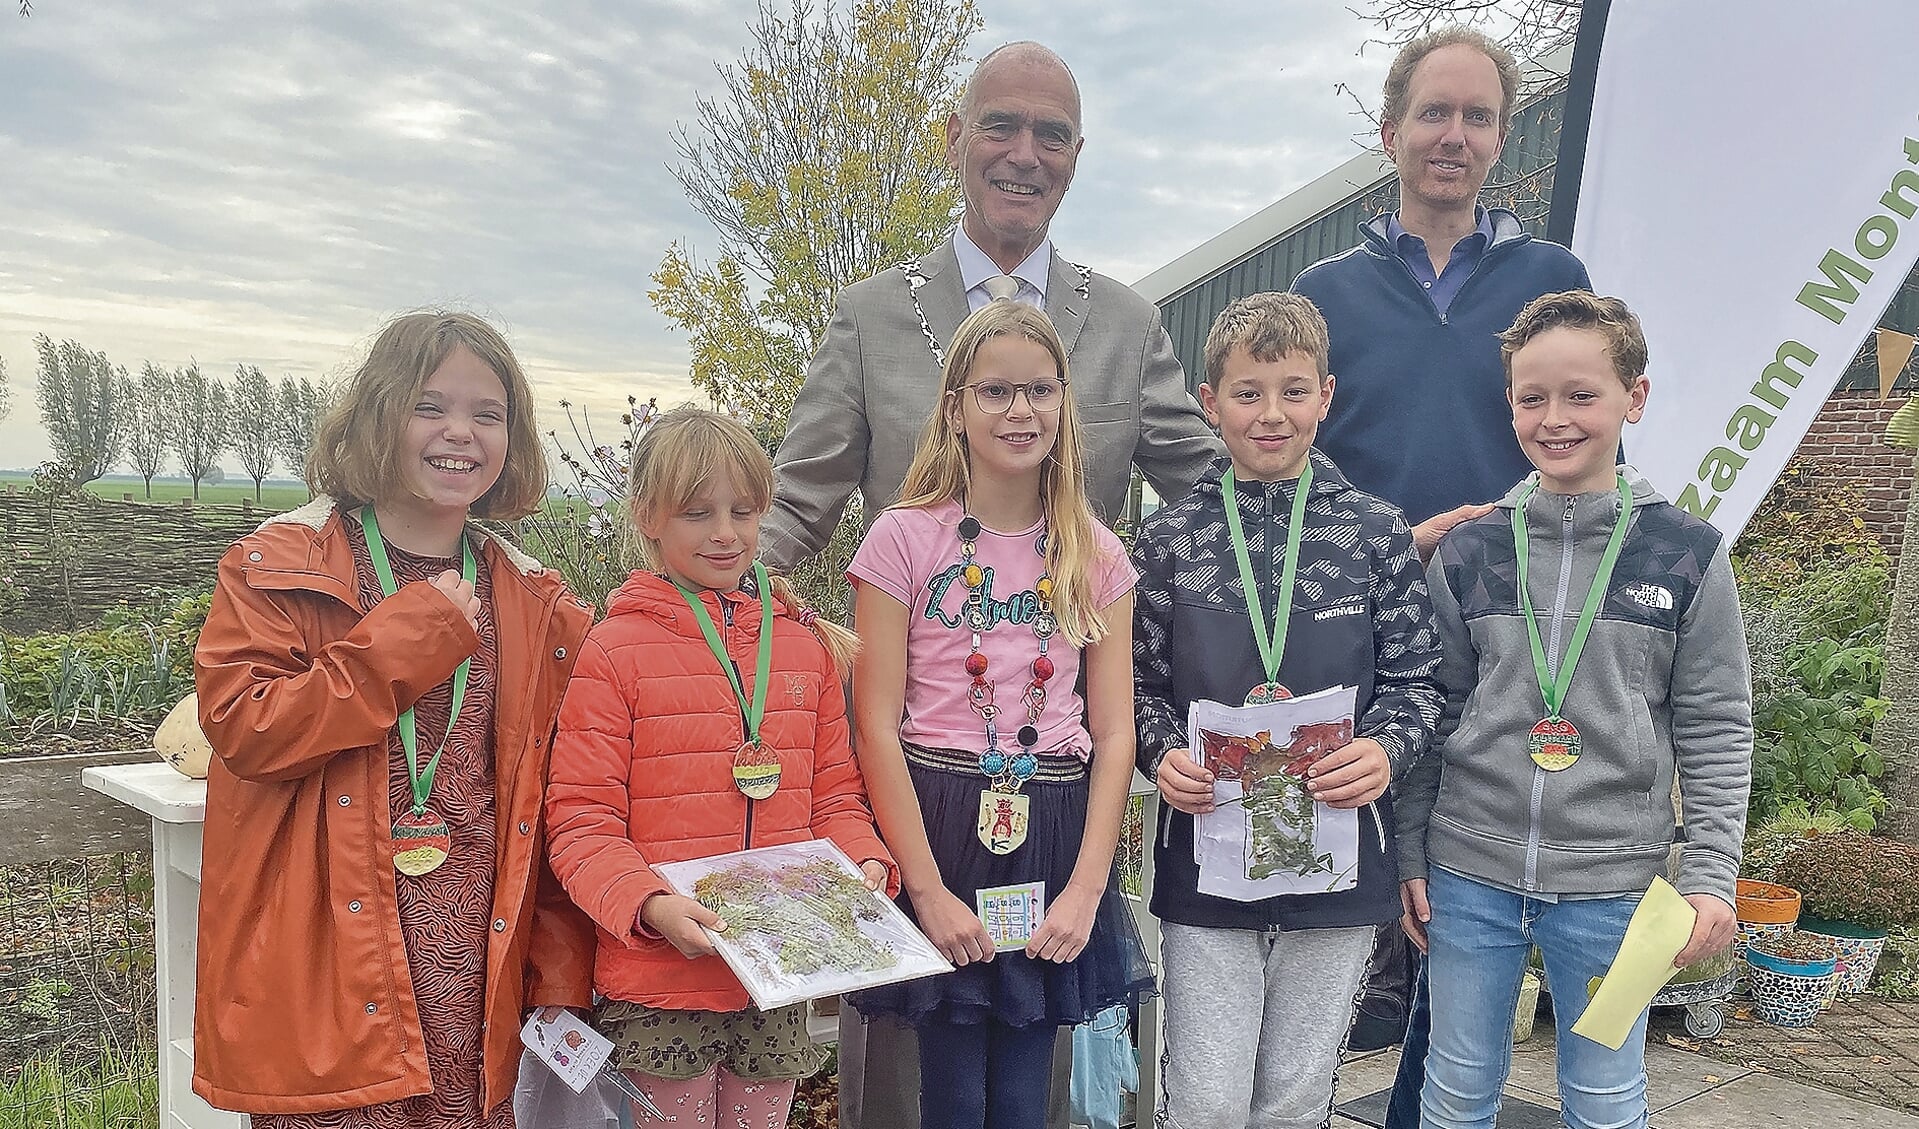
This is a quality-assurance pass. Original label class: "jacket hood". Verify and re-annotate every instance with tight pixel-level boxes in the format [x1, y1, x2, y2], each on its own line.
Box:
[1494, 464, 1665, 510]
[1189, 448, 1356, 502]
[1360, 206, 1531, 255]
[604, 568, 789, 636]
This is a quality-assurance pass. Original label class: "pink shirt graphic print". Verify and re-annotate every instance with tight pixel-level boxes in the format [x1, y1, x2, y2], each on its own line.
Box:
[849, 501, 1136, 759]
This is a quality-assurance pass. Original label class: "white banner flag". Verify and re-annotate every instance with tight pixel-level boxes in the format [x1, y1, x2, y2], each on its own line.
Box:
[1569, 0, 1919, 540]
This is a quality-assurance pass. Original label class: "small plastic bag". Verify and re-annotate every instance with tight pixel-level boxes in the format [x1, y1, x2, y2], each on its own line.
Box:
[512, 1045, 622, 1129]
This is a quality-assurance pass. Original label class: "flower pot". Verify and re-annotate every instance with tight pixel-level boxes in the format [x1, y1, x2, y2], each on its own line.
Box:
[1745, 938, 1838, 1028]
[1513, 970, 1542, 1044]
[1796, 917, 1891, 999]
[1735, 879, 1802, 956]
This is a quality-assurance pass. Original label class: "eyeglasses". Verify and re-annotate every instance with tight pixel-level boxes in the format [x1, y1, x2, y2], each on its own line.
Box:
[961, 378, 1068, 415]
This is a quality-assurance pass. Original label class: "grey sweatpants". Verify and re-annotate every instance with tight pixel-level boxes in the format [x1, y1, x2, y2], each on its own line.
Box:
[1157, 920, 1374, 1129]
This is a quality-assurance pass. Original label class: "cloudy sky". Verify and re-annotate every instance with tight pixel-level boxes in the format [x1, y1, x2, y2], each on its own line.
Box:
[0, 0, 1398, 473]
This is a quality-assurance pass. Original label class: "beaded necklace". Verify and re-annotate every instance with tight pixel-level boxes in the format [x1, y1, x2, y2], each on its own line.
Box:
[955, 513, 1054, 854]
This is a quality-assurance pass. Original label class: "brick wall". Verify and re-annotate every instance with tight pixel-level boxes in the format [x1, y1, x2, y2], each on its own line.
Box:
[1788, 386, 1914, 564]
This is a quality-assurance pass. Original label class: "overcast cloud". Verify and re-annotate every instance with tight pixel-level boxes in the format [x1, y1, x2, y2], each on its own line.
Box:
[0, 1, 1393, 471]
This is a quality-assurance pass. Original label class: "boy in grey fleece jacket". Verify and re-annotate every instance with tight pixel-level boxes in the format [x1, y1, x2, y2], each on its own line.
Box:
[1396, 292, 1751, 1129]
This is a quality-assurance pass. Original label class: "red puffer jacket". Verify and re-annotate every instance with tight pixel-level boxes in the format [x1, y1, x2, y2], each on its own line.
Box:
[546, 570, 896, 1011]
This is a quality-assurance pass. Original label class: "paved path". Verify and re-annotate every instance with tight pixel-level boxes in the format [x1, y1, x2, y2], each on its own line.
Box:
[1691, 997, 1919, 1115]
[1333, 1028, 1919, 1129]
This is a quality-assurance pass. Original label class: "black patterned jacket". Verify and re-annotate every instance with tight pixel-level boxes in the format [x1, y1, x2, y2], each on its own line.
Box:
[1132, 451, 1444, 930]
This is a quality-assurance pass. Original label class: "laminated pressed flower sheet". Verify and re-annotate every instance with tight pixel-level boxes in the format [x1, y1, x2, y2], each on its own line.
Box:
[654, 839, 952, 1011]
[1188, 685, 1361, 901]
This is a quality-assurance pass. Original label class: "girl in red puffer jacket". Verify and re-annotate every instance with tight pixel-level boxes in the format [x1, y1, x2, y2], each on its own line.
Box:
[545, 406, 895, 1129]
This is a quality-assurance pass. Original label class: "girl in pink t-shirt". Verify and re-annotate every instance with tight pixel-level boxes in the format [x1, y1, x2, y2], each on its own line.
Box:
[847, 299, 1153, 1129]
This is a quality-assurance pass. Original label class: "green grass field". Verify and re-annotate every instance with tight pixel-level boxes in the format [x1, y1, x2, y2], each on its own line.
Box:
[0, 473, 313, 512]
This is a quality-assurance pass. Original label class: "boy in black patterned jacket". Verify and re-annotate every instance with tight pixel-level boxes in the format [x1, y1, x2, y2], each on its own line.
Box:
[1132, 292, 1443, 1129]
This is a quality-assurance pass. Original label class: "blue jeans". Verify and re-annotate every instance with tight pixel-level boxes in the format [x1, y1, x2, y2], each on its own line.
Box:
[1421, 869, 1649, 1129]
[1383, 956, 1429, 1129]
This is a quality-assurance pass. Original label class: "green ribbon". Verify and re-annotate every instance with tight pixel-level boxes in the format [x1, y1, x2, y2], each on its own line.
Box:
[358, 506, 474, 815]
[674, 559, 774, 748]
[1221, 464, 1314, 689]
[1511, 474, 1634, 720]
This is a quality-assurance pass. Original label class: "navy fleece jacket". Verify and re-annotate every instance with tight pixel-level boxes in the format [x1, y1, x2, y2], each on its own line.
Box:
[1292, 209, 1591, 527]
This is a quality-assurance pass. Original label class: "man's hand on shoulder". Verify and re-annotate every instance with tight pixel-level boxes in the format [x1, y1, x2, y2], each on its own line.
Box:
[1413, 502, 1496, 564]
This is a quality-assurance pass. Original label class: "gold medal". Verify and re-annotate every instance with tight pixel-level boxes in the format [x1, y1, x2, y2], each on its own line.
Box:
[732, 740, 781, 800]
[977, 790, 1031, 855]
[1528, 717, 1581, 771]
[393, 808, 451, 876]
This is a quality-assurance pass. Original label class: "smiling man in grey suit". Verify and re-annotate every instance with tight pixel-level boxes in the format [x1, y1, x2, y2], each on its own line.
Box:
[762, 41, 1219, 571]
[764, 41, 1217, 1129]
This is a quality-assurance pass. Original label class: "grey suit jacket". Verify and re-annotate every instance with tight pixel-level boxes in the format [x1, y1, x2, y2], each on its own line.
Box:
[764, 236, 1222, 569]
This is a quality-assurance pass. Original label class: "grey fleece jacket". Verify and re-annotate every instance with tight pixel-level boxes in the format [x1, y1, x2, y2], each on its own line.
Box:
[1397, 466, 1752, 907]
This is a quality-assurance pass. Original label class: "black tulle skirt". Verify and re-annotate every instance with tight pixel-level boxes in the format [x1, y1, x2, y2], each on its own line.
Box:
[850, 750, 1156, 1029]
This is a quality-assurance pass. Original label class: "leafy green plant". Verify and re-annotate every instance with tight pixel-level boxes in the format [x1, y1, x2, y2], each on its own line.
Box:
[0, 587, 205, 735]
[1742, 801, 1853, 881]
[1737, 488, 1891, 831]
[1749, 632, 1889, 829]
[1872, 926, 1919, 1000]
[0, 1046, 157, 1129]
[1773, 831, 1919, 929]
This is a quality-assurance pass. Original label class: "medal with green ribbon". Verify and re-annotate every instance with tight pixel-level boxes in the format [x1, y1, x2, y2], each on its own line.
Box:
[359, 506, 474, 877]
[1512, 474, 1634, 771]
[675, 560, 779, 800]
[1222, 464, 1313, 705]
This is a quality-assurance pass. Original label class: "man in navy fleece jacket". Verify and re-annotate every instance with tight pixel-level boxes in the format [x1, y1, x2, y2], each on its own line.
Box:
[1293, 29, 1591, 553]
[1290, 27, 1593, 1129]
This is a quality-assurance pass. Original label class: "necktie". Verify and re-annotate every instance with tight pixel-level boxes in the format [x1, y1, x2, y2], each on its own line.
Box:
[983, 274, 1021, 302]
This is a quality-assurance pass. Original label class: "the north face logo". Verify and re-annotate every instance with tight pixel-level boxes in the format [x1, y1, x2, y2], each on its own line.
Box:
[1626, 583, 1674, 611]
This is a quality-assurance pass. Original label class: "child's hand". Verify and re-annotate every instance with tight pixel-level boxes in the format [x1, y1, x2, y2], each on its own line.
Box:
[1306, 737, 1390, 807]
[1156, 748, 1216, 814]
[1400, 879, 1430, 954]
[859, 859, 889, 891]
[428, 570, 482, 633]
[1026, 883, 1098, 963]
[1674, 893, 1737, 968]
[917, 888, 994, 967]
[639, 893, 727, 960]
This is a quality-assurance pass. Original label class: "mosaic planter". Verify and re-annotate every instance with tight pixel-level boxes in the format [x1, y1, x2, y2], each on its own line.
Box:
[1734, 879, 1801, 956]
[1744, 940, 1838, 1028]
[1797, 917, 1891, 999]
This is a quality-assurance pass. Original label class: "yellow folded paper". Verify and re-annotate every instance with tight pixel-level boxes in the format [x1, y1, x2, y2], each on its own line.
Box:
[1570, 876, 1697, 1051]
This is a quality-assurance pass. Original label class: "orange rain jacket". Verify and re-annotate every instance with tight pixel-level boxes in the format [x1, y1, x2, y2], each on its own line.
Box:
[191, 498, 595, 1115]
[545, 569, 896, 1012]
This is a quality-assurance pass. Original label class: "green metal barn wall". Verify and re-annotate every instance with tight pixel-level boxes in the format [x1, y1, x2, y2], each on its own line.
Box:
[1153, 89, 1919, 398]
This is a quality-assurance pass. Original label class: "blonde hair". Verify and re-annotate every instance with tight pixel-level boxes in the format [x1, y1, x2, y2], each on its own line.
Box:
[307, 310, 547, 519]
[1202, 292, 1330, 386]
[1381, 27, 1521, 130]
[1499, 290, 1648, 389]
[894, 299, 1113, 646]
[626, 406, 858, 675]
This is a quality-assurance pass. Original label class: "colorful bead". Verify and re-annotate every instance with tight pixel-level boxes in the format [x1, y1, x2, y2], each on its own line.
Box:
[1032, 656, 1055, 682]
[965, 653, 989, 676]
[963, 563, 984, 589]
[1036, 576, 1053, 600]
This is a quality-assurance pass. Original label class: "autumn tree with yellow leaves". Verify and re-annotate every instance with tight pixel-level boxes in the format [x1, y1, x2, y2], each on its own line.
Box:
[650, 0, 980, 446]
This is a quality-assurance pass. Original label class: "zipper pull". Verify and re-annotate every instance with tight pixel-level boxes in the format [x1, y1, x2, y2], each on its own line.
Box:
[721, 597, 735, 628]
[1562, 496, 1576, 527]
